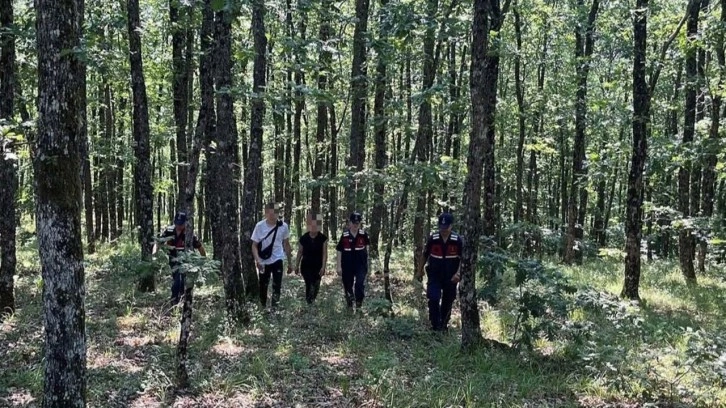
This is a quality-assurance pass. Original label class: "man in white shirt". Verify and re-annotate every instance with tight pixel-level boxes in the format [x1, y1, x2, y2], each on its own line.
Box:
[251, 202, 293, 307]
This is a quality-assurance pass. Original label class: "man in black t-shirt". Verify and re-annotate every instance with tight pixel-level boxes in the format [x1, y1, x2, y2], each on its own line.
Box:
[294, 211, 328, 304]
[336, 212, 370, 309]
[152, 212, 206, 304]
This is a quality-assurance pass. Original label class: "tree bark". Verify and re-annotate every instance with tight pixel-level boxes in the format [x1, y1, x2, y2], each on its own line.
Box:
[347, 0, 370, 212]
[369, 0, 390, 259]
[563, 0, 599, 265]
[171, 0, 190, 210]
[679, 0, 701, 284]
[0, 0, 17, 316]
[212, 5, 246, 320]
[241, 0, 267, 300]
[127, 0, 155, 291]
[699, 0, 724, 273]
[35, 0, 87, 404]
[461, 0, 506, 352]
[513, 4, 525, 225]
[312, 0, 332, 215]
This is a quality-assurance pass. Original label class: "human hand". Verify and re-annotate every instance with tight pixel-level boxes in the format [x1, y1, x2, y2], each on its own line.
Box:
[319, 268, 326, 277]
[451, 272, 461, 284]
[287, 265, 293, 275]
[336, 267, 342, 276]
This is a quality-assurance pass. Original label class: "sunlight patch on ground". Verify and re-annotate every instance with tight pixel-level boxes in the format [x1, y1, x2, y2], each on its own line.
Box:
[0, 388, 36, 407]
[211, 338, 249, 357]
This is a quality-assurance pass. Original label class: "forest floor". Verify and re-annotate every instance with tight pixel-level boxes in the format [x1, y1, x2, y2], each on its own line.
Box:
[2, 233, 726, 407]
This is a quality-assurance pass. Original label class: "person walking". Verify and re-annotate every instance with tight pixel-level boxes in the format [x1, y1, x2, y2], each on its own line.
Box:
[415, 212, 462, 332]
[294, 211, 328, 304]
[152, 212, 206, 305]
[336, 212, 370, 310]
[251, 202, 293, 307]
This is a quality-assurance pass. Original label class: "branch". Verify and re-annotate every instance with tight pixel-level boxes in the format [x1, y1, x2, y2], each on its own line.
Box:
[648, 0, 693, 93]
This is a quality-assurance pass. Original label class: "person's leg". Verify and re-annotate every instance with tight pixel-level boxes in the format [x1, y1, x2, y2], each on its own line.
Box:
[258, 266, 271, 307]
[354, 265, 367, 307]
[341, 268, 354, 307]
[271, 260, 283, 306]
[440, 278, 458, 331]
[426, 272, 443, 330]
[301, 269, 314, 304]
[311, 276, 321, 302]
[171, 270, 183, 304]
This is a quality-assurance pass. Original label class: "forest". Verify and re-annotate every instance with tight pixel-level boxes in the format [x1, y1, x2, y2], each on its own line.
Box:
[2, 0, 726, 406]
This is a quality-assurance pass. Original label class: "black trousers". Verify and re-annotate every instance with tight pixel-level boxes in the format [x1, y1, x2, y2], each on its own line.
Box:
[301, 267, 322, 304]
[259, 260, 283, 306]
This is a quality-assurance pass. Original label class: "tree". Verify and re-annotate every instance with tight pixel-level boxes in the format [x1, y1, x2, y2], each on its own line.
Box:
[460, 0, 508, 351]
[678, 0, 702, 284]
[0, 0, 17, 316]
[241, 0, 267, 300]
[563, 0, 599, 265]
[622, 0, 689, 300]
[347, 0, 370, 212]
[171, 0, 191, 209]
[127, 0, 155, 291]
[368, 0, 391, 257]
[699, 0, 725, 273]
[34, 0, 87, 405]
[212, 3, 246, 319]
[312, 0, 332, 215]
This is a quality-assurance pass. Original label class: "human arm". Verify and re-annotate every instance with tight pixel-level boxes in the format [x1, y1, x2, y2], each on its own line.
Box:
[284, 238, 293, 274]
[336, 250, 342, 276]
[251, 241, 263, 270]
[295, 243, 303, 274]
[320, 242, 328, 276]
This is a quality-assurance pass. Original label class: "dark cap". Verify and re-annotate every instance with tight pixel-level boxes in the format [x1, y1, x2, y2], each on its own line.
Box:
[349, 212, 363, 224]
[174, 212, 187, 226]
[438, 212, 454, 228]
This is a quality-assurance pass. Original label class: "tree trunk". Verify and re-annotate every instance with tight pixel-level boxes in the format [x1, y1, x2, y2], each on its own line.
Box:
[35, 0, 87, 404]
[461, 0, 506, 352]
[0, 0, 17, 316]
[171, 0, 190, 210]
[312, 0, 331, 215]
[347, 0, 370, 212]
[679, 0, 701, 284]
[369, 0, 390, 259]
[513, 5, 525, 225]
[128, 0, 155, 291]
[413, 0, 438, 274]
[699, 0, 724, 273]
[241, 0, 267, 300]
[212, 5, 246, 320]
[564, 0, 599, 264]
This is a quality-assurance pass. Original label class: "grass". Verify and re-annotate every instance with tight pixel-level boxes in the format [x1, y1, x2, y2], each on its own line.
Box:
[1, 236, 726, 407]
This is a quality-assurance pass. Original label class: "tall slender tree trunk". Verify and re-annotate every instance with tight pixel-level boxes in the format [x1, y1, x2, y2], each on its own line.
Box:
[35, 0, 86, 404]
[347, 0, 370, 212]
[212, 5, 246, 320]
[699, 0, 724, 273]
[0, 0, 17, 316]
[679, 0, 702, 284]
[564, 0, 599, 264]
[461, 0, 507, 352]
[171, 0, 190, 210]
[241, 0, 267, 300]
[513, 5, 525, 225]
[622, 0, 650, 300]
[128, 0, 155, 291]
[413, 0, 438, 274]
[313, 0, 332, 215]
[623, 0, 688, 298]
[369, 0, 390, 259]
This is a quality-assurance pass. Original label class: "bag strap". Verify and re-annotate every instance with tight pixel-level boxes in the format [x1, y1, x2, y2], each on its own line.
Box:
[260, 223, 280, 247]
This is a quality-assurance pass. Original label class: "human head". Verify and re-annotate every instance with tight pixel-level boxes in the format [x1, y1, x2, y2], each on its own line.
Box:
[348, 212, 362, 231]
[438, 212, 453, 234]
[306, 211, 322, 233]
[174, 212, 187, 233]
[264, 202, 280, 223]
